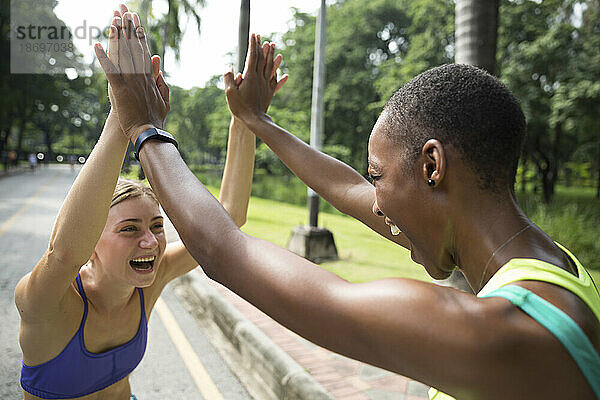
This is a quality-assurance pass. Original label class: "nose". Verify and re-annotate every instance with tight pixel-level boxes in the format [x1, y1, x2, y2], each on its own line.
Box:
[372, 200, 384, 217]
[139, 229, 158, 249]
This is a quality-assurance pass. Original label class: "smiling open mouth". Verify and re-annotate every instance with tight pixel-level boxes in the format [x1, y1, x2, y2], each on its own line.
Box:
[130, 256, 155, 272]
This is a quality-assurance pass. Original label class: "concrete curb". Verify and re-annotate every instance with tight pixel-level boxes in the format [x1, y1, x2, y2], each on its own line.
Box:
[174, 270, 333, 400]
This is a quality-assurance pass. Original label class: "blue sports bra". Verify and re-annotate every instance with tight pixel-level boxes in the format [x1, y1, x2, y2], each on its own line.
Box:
[21, 275, 148, 399]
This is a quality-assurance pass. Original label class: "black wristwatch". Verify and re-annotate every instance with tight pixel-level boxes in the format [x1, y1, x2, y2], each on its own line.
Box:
[133, 127, 178, 161]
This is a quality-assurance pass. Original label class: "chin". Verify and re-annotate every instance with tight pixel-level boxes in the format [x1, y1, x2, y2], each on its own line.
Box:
[426, 268, 453, 280]
[128, 267, 158, 287]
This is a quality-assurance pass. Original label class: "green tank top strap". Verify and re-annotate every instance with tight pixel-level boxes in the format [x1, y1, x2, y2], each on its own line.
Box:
[481, 284, 600, 399]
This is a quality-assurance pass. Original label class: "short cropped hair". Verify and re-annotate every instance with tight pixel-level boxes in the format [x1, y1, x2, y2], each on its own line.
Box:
[382, 64, 526, 192]
[111, 178, 158, 208]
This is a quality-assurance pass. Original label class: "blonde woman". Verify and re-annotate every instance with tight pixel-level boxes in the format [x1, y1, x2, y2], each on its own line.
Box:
[14, 6, 286, 400]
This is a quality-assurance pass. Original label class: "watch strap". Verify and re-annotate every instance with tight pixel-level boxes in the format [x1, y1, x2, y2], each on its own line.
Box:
[133, 128, 178, 161]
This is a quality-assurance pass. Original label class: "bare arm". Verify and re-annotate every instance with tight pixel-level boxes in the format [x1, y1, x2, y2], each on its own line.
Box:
[244, 115, 409, 248]
[15, 11, 139, 312]
[158, 118, 255, 282]
[15, 112, 128, 312]
[138, 140, 524, 398]
[219, 117, 255, 227]
[224, 39, 409, 249]
[158, 43, 288, 283]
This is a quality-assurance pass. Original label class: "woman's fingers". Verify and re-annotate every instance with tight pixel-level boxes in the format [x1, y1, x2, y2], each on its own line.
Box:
[137, 24, 153, 76]
[245, 33, 257, 76]
[116, 15, 134, 74]
[156, 71, 170, 105]
[152, 55, 161, 80]
[272, 53, 282, 80]
[256, 34, 265, 73]
[274, 74, 289, 95]
[132, 13, 141, 28]
[122, 12, 145, 74]
[107, 17, 120, 66]
[127, 11, 152, 76]
[264, 43, 274, 80]
[224, 70, 239, 106]
[94, 44, 120, 84]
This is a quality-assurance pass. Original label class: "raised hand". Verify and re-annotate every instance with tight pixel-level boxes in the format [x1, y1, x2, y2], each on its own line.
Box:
[224, 34, 288, 121]
[94, 10, 169, 142]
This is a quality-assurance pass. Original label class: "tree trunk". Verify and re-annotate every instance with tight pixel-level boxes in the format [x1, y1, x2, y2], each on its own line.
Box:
[15, 117, 26, 159]
[541, 167, 556, 203]
[441, 0, 500, 293]
[44, 129, 53, 162]
[542, 122, 562, 203]
[0, 129, 9, 170]
[520, 158, 527, 193]
[597, 140, 600, 199]
[455, 0, 499, 75]
[160, 0, 172, 75]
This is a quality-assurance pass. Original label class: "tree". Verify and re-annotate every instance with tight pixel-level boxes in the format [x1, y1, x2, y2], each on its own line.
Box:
[1, 0, 96, 165]
[498, 0, 597, 203]
[271, 0, 422, 173]
[134, 0, 206, 74]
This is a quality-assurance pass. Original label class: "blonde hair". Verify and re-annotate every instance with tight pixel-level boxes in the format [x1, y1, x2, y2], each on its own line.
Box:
[111, 178, 159, 208]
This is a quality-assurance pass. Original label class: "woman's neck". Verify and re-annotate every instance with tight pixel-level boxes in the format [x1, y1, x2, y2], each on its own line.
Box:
[79, 263, 137, 315]
[450, 192, 535, 292]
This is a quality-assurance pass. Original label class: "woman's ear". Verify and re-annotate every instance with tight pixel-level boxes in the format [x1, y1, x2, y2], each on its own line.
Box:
[421, 139, 446, 187]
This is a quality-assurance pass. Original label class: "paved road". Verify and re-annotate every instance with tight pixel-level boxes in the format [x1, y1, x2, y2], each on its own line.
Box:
[0, 164, 251, 399]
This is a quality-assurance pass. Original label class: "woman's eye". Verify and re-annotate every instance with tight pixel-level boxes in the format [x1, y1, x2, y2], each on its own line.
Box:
[152, 224, 164, 230]
[121, 226, 137, 232]
[369, 174, 381, 183]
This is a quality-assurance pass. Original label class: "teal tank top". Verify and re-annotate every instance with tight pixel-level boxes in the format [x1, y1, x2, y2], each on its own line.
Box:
[429, 243, 600, 399]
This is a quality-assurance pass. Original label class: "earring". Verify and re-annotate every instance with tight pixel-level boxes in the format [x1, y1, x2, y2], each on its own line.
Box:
[427, 179, 435, 187]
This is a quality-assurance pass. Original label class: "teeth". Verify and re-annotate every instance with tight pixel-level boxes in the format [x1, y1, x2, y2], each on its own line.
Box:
[131, 256, 155, 263]
[390, 224, 401, 236]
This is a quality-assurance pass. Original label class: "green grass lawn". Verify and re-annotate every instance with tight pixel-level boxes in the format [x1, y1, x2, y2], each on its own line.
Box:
[190, 183, 429, 283]
[217, 188, 600, 289]
[241, 195, 431, 283]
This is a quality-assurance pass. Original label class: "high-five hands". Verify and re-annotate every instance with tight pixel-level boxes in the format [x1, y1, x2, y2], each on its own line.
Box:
[94, 5, 169, 142]
[224, 34, 289, 121]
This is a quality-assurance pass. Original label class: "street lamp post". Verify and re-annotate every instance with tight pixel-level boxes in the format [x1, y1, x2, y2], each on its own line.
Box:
[287, 0, 338, 263]
[237, 0, 250, 74]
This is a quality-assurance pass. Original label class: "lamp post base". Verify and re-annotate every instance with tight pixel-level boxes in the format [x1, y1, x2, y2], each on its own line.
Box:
[288, 225, 338, 263]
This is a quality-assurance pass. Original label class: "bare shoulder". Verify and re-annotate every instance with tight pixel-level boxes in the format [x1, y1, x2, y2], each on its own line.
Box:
[469, 282, 598, 399]
[14, 272, 32, 314]
[513, 280, 600, 350]
[15, 270, 82, 322]
[17, 277, 84, 366]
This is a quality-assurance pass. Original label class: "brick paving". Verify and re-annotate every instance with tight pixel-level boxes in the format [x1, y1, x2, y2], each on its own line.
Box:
[209, 280, 430, 400]
[163, 214, 430, 399]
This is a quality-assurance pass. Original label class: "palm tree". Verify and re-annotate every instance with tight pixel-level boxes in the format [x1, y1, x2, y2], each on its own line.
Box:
[135, 0, 206, 74]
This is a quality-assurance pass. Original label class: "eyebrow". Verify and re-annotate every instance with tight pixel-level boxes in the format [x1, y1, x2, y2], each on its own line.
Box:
[116, 216, 163, 225]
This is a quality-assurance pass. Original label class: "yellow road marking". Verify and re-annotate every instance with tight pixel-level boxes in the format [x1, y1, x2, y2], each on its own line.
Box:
[0, 173, 59, 239]
[155, 297, 225, 400]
